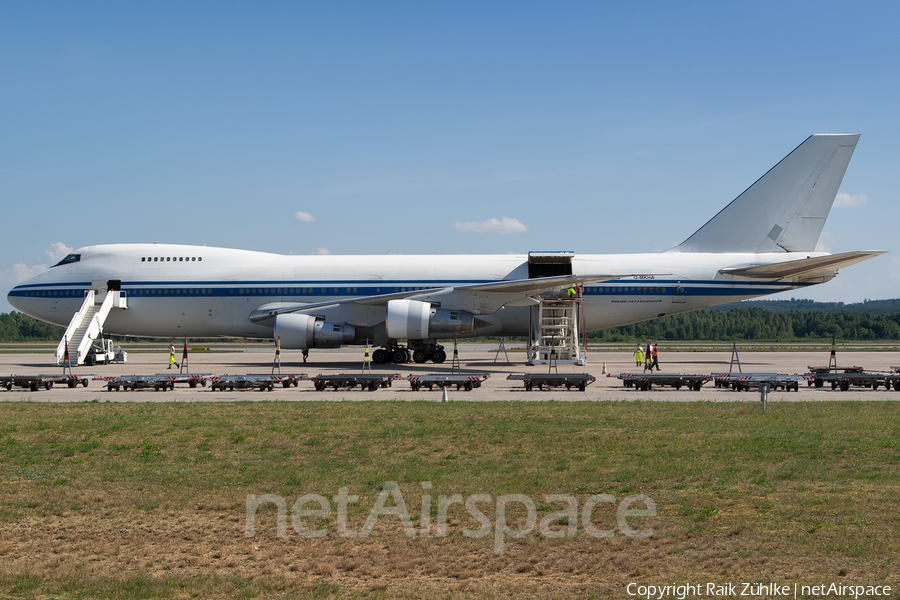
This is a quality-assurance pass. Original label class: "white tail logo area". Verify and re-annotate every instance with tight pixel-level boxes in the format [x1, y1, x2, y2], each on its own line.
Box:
[671, 134, 859, 253]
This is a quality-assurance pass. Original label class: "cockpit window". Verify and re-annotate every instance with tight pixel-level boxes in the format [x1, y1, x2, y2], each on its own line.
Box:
[52, 254, 81, 267]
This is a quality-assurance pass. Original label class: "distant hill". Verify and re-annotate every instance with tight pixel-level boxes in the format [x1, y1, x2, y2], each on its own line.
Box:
[715, 298, 900, 314]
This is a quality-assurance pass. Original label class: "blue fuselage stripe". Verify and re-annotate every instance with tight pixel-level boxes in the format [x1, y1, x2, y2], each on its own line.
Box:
[9, 278, 810, 300]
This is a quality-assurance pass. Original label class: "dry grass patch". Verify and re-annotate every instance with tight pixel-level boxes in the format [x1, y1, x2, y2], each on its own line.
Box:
[0, 401, 897, 598]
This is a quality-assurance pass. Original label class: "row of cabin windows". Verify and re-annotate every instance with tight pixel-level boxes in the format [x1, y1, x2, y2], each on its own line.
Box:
[142, 257, 202, 262]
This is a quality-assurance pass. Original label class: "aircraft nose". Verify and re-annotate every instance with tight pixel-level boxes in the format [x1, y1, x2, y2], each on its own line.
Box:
[6, 291, 20, 310]
[6, 289, 20, 311]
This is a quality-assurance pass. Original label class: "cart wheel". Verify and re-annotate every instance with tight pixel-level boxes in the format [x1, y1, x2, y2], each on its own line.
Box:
[578, 383, 586, 392]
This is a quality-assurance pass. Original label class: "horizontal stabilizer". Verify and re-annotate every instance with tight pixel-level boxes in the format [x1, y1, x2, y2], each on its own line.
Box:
[718, 251, 885, 279]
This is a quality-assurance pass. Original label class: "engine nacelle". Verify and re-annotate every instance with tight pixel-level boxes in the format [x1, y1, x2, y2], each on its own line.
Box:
[386, 299, 476, 340]
[274, 313, 358, 349]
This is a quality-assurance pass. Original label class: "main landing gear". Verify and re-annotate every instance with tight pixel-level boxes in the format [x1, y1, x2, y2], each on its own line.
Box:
[371, 342, 447, 364]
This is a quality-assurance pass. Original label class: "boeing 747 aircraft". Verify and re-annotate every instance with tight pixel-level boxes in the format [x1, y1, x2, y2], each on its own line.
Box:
[7, 134, 884, 364]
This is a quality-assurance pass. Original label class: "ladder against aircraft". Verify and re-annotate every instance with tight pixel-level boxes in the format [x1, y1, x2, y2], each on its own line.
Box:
[525, 252, 587, 366]
[56, 280, 127, 366]
[528, 293, 586, 366]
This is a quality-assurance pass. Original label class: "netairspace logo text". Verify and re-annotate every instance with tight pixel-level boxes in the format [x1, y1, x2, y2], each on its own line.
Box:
[245, 481, 656, 555]
[626, 582, 892, 599]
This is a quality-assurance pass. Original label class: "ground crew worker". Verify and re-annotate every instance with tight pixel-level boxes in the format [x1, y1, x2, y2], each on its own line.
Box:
[633, 345, 643, 367]
[645, 344, 653, 371]
[567, 287, 576, 298]
[651, 343, 660, 371]
[168, 341, 179, 369]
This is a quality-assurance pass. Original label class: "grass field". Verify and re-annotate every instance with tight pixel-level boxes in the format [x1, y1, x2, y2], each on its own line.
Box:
[0, 401, 897, 598]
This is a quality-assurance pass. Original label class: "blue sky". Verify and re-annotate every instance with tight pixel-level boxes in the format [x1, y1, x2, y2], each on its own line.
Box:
[2, 1, 898, 304]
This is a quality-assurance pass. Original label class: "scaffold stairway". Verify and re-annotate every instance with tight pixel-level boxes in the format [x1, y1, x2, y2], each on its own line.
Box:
[528, 293, 586, 366]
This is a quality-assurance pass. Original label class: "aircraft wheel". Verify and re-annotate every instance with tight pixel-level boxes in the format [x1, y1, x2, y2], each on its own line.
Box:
[372, 349, 389, 364]
[392, 350, 407, 364]
[412, 350, 428, 364]
[431, 349, 446, 364]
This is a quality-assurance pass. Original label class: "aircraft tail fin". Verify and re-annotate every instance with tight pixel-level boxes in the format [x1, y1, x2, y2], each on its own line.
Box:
[670, 134, 860, 253]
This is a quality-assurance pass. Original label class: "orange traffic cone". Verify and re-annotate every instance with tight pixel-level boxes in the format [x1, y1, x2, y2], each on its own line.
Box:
[602, 361, 608, 376]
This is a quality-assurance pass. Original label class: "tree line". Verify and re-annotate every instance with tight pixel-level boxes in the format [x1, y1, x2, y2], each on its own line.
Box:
[588, 307, 900, 342]
[2, 305, 900, 343]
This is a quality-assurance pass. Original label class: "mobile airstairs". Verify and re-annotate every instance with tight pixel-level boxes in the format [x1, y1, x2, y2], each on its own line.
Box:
[56, 280, 127, 366]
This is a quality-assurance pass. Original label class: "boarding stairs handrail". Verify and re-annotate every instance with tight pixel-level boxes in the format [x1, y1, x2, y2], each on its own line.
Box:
[55, 289, 120, 365]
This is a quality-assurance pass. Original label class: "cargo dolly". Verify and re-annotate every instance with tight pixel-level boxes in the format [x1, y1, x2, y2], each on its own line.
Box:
[1, 374, 94, 391]
[311, 373, 396, 392]
[407, 373, 489, 391]
[712, 373, 806, 392]
[807, 371, 898, 392]
[209, 374, 306, 392]
[104, 373, 219, 391]
[619, 373, 709, 391]
[509, 373, 596, 392]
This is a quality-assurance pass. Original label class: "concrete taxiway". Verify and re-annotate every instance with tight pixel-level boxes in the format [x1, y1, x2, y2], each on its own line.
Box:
[1, 344, 898, 402]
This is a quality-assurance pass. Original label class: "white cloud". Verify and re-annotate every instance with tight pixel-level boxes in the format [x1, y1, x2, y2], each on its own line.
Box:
[1, 242, 72, 290]
[814, 231, 835, 253]
[294, 211, 316, 223]
[6, 262, 47, 284]
[313, 248, 330, 255]
[45, 242, 72, 262]
[453, 217, 528, 234]
[833, 193, 868, 209]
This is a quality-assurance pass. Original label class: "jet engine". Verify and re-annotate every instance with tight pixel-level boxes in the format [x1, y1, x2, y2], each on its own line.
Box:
[275, 313, 360, 349]
[386, 299, 476, 340]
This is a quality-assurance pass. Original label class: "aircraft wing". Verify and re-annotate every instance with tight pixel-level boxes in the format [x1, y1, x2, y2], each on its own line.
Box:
[249, 274, 636, 324]
[718, 251, 886, 279]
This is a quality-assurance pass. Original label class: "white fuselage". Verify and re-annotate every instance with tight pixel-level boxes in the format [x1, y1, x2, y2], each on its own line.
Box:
[7, 244, 831, 340]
